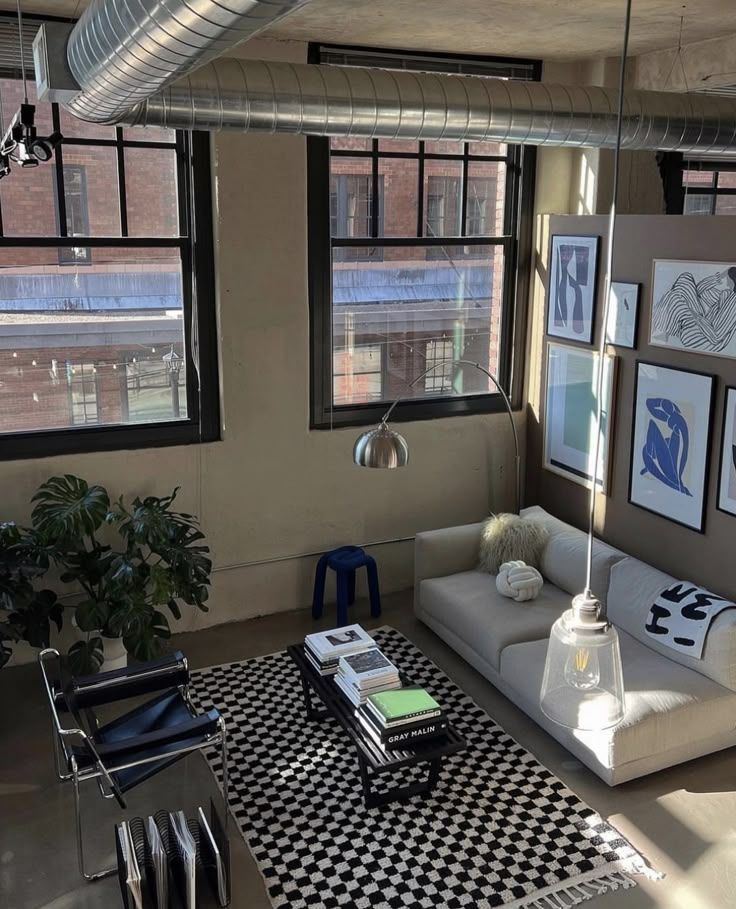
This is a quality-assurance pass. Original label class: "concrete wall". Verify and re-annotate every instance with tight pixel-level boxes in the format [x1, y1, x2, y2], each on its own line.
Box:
[3, 37, 523, 662]
[527, 213, 736, 600]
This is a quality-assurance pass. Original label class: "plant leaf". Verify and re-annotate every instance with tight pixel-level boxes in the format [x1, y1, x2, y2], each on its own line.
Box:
[31, 475, 110, 541]
[67, 637, 104, 675]
[75, 599, 109, 633]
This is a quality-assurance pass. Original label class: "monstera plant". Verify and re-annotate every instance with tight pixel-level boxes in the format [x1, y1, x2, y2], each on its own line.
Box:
[0, 522, 62, 669]
[31, 475, 211, 674]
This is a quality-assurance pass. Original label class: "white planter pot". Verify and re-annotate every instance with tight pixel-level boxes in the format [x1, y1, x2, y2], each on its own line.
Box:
[100, 635, 128, 672]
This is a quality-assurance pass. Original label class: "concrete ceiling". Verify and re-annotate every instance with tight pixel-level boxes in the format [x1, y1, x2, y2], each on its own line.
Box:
[2, 0, 736, 61]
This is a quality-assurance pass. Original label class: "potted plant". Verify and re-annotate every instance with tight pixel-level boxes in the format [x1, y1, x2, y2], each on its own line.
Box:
[0, 522, 62, 669]
[31, 475, 212, 675]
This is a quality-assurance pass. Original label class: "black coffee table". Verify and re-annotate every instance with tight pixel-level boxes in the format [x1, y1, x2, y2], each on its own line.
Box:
[287, 643, 466, 808]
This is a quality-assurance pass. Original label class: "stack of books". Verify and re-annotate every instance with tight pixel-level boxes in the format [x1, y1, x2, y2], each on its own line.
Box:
[358, 687, 447, 749]
[304, 624, 376, 675]
[334, 648, 401, 707]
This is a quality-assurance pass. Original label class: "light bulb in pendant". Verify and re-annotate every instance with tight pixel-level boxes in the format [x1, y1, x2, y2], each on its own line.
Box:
[564, 646, 600, 690]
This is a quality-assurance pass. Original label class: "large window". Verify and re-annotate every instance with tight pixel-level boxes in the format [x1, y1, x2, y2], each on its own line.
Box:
[0, 65, 218, 458]
[308, 45, 539, 428]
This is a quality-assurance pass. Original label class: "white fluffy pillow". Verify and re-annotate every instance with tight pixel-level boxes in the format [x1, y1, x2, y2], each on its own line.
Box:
[479, 513, 549, 575]
[496, 560, 544, 602]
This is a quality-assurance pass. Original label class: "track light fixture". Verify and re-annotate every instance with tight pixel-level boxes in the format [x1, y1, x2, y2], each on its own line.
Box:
[0, 103, 63, 179]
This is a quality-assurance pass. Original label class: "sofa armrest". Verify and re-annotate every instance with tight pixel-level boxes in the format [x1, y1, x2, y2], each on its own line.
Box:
[414, 522, 483, 613]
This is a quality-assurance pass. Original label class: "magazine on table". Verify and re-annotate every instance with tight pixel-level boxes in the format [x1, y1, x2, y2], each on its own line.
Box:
[305, 624, 375, 659]
[338, 648, 399, 685]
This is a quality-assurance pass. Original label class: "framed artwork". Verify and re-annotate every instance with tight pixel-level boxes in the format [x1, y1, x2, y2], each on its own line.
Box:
[606, 281, 640, 349]
[547, 235, 600, 344]
[629, 361, 715, 533]
[650, 259, 736, 359]
[717, 386, 736, 517]
[544, 342, 617, 493]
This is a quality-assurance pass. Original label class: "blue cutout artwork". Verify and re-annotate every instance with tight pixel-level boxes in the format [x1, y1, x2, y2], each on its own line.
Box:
[554, 244, 589, 335]
[640, 397, 692, 496]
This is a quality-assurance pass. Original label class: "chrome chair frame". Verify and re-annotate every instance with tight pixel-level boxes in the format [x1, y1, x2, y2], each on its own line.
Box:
[39, 648, 229, 882]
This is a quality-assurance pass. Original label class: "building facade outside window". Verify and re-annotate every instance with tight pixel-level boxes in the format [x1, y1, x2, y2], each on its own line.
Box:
[308, 45, 539, 428]
[0, 61, 218, 459]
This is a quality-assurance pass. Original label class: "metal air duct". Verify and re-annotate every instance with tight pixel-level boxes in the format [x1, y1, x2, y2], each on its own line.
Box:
[64, 0, 314, 122]
[119, 57, 736, 153]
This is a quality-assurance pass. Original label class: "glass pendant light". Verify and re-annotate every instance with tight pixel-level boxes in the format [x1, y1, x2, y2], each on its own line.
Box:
[540, 0, 632, 733]
[540, 594, 624, 731]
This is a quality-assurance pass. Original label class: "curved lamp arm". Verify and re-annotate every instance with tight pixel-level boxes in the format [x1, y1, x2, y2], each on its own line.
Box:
[381, 358, 521, 515]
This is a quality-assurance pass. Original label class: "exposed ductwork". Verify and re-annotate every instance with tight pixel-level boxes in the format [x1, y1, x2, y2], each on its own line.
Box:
[64, 0, 314, 123]
[114, 57, 736, 154]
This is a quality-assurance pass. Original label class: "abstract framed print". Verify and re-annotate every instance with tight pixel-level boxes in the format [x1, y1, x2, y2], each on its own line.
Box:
[544, 342, 617, 493]
[629, 362, 716, 533]
[650, 259, 736, 359]
[717, 386, 736, 518]
[606, 281, 640, 349]
[547, 235, 600, 344]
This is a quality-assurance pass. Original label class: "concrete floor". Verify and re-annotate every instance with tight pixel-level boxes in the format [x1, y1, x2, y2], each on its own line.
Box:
[2, 590, 735, 909]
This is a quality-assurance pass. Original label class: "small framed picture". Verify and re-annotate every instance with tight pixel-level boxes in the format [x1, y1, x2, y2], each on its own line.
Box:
[629, 362, 716, 533]
[547, 235, 600, 344]
[717, 387, 736, 517]
[544, 342, 617, 493]
[606, 281, 640, 349]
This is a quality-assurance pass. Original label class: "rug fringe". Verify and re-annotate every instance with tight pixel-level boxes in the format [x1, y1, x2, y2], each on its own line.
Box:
[521, 872, 636, 909]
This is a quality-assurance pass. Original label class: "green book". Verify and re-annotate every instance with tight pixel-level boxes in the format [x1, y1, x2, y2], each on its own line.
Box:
[367, 687, 441, 722]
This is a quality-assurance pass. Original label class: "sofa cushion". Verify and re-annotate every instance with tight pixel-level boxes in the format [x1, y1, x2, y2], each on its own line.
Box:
[608, 557, 736, 692]
[419, 570, 570, 671]
[521, 506, 624, 601]
[500, 629, 736, 770]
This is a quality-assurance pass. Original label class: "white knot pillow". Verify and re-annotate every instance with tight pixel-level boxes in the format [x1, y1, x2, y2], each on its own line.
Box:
[496, 560, 544, 602]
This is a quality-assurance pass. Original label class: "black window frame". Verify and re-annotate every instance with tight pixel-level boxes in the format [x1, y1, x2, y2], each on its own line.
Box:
[682, 159, 736, 215]
[308, 43, 540, 430]
[0, 30, 219, 460]
[661, 153, 736, 215]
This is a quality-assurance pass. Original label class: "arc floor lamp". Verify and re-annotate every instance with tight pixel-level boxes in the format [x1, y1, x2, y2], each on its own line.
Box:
[353, 358, 522, 515]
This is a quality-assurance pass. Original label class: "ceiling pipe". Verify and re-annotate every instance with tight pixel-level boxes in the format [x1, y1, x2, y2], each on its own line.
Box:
[64, 0, 314, 123]
[116, 57, 736, 153]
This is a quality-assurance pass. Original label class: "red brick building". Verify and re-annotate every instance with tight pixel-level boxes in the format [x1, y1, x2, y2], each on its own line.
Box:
[0, 78, 186, 434]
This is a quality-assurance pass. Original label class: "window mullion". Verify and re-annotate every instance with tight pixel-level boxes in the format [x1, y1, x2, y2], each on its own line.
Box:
[116, 126, 129, 237]
[460, 144, 469, 237]
[52, 103, 68, 238]
[417, 142, 425, 237]
[371, 140, 379, 238]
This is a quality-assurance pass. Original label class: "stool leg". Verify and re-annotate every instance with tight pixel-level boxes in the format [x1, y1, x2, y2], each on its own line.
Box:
[364, 556, 381, 618]
[347, 569, 356, 606]
[312, 553, 330, 620]
[336, 570, 350, 626]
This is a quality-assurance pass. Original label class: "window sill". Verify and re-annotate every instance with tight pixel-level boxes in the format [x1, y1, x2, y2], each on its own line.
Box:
[0, 420, 220, 461]
[311, 392, 517, 430]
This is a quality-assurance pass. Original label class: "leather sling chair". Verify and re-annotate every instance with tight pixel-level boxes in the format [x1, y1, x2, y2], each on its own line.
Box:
[39, 648, 229, 882]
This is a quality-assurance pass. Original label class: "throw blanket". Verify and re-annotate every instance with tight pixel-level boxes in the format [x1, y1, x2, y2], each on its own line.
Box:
[645, 581, 734, 658]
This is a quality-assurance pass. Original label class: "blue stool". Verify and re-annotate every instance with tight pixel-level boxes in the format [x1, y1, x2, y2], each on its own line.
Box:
[312, 546, 381, 626]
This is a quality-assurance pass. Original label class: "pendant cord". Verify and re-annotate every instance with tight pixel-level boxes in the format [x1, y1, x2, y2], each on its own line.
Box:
[584, 0, 633, 598]
[16, 0, 28, 104]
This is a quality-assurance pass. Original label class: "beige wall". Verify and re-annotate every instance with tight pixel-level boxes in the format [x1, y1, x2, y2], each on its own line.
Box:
[527, 213, 736, 600]
[3, 37, 523, 662]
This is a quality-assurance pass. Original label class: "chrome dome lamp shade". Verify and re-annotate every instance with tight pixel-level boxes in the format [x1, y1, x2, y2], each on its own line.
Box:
[353, 422, 409, 468]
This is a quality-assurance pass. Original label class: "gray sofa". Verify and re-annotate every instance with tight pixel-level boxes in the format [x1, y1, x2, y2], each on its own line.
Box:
[414, 505, 736, 785]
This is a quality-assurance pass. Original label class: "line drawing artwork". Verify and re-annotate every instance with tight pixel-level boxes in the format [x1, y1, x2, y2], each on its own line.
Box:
[651, 262, 736, 356]
[641, 397, 692, 496]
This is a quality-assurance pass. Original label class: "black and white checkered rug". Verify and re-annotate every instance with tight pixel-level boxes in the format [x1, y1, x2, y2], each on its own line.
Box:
[190, 628, 660, 909]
